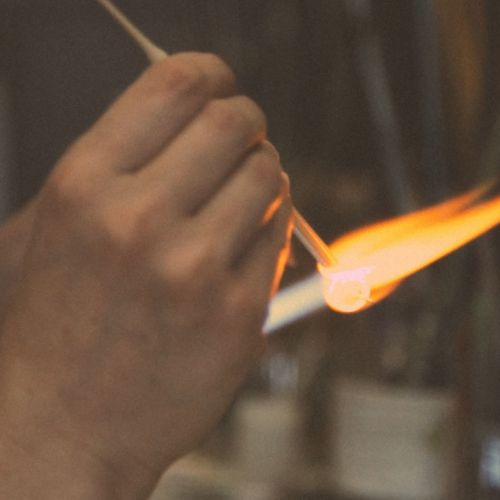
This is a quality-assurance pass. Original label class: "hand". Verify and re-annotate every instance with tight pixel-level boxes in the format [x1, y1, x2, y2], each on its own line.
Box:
[0, 53, 292, 499]
[0, 199, 38, 317]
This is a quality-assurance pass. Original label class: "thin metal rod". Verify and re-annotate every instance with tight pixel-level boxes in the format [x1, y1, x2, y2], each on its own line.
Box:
[96, 0, 336, 268]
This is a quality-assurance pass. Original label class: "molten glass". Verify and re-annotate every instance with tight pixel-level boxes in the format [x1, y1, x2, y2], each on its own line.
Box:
[319, 182, 500, 313]
[318, 266, 372, 313]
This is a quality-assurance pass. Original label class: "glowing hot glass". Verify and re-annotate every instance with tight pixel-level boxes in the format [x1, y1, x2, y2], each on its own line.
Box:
[318, 265, 372, 313]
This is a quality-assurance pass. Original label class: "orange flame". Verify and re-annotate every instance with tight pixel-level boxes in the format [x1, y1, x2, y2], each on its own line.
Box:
[319, 182, 500, 313]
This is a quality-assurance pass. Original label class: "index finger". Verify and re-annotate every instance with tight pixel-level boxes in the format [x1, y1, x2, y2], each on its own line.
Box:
[78, 52, 236, 175]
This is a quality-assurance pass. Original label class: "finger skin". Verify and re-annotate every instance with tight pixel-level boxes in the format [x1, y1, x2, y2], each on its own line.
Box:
[0, 199, 38, 318]
[138, 95, 268, 214]
[238, 192, 294, 303]
[75, 52, 236, 176]
[197, 142, 286, 264]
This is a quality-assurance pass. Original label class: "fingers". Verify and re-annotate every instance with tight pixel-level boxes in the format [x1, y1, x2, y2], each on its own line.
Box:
[48, 47, 292, 307]
[236, 195, 294, 302]
[77, 52, 236, 176]
[197, 142, 287, 264]
[138, 96, 267, 214]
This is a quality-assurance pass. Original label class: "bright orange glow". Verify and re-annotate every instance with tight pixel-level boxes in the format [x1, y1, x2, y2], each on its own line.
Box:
[319, 182, 500, 313]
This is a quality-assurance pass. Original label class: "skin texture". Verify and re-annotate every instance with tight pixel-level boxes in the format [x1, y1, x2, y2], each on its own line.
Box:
[0, 52, 292, 499]
[0, 199, 37, 317]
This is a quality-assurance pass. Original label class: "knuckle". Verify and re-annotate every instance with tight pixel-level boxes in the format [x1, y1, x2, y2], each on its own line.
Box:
[84, 201, 134, 254]
[74, 187, 147, 254]
[109, 217, 142, 253]
[93, 208, 131, 251]
[148, 56, 207, 98]
[45, 158, 93, 212]
[158, 241, 216, 291]
[203, 96, 267, 138]
[95, 195, 165, 255]
[203, 99, 238, 130]
[198, 52, 236, 91]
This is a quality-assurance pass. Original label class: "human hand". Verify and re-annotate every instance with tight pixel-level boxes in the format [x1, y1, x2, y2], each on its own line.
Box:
[0, 200, 38, 316]
[0, 53, 292, 499]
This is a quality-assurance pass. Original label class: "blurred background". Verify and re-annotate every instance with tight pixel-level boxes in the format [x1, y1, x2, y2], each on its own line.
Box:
[0, 1, 499, 498]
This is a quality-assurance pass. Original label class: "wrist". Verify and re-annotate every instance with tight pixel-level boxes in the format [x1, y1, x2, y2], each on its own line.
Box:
[0, 413, 160, 500]
[0, 365, 160, 500]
